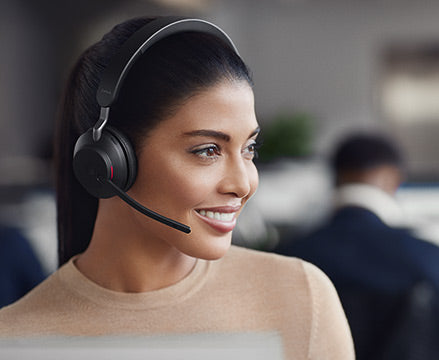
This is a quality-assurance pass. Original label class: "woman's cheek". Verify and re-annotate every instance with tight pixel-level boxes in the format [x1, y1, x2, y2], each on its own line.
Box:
[173, 169, 215, 206]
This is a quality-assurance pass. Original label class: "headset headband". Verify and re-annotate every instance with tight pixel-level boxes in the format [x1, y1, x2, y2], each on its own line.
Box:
[93, 17, 239, 141]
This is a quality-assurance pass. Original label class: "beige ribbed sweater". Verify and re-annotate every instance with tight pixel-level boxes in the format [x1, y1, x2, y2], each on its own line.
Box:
[0, 246, 354, 359]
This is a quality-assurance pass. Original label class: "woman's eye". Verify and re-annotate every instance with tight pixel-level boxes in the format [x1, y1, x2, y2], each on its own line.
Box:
[192, 145, 221, 159]
[242, 141, 259, 160]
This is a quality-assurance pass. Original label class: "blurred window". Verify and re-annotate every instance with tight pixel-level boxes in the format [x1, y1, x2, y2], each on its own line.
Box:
[381, 44, 439, 182]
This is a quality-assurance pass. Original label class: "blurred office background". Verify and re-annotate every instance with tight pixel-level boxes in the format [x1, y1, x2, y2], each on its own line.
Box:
[1, 0, 439, 273]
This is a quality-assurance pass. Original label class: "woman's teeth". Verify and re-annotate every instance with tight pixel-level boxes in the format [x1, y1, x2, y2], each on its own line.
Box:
[198, 210, 235, 222]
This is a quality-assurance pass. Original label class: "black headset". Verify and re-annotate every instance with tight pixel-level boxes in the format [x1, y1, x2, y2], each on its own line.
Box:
[72, 17, 239, 234]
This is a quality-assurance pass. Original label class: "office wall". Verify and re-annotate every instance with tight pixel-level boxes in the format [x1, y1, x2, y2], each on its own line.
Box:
[2, 0, 439, 178]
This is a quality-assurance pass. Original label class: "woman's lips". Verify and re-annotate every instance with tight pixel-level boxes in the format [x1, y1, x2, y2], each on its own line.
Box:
[195, 206, 240, 233]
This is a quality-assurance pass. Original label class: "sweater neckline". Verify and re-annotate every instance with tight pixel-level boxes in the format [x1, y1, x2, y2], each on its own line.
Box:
[56, 256, 211, 310]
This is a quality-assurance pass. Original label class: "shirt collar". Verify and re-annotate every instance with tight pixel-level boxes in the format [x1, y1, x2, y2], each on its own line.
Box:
[334, 184, 405, 227]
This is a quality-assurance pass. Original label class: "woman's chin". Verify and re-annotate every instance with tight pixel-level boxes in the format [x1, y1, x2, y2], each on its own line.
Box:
[187, 235, 233, 261]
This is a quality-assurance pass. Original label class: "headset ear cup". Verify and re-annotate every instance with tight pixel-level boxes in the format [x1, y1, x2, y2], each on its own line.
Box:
[105, 126, 137, 191]
[73, 129, 114, 198]
[73, 127, 137, 198]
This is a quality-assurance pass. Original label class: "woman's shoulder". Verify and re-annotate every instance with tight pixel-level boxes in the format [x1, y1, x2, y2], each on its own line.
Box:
[222, 247, 354, 358]
[225, 245, 328, 273]
[220, 245, 334, 290]
[0, 265, 70, 335]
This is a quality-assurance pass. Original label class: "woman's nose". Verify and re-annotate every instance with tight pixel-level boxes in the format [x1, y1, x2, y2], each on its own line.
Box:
[218, 157, 253, 198]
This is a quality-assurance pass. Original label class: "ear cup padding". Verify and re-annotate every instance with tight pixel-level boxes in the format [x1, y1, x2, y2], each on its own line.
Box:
[105, 126, 137, 190]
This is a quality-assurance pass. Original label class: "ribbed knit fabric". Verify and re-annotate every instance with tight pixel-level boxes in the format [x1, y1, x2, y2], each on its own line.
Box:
[0, 246, 354, 359]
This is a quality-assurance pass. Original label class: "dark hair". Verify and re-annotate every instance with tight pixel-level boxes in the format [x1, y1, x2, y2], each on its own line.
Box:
[55, 17, 253, 266]
[331, 133, 403, 176]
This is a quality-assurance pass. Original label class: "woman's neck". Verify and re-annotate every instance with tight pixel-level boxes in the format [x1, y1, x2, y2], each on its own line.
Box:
[75, 199, 197, 293]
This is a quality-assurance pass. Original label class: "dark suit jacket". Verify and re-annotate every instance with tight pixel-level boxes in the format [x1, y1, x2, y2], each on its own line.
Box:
[274, 206, 439, 360]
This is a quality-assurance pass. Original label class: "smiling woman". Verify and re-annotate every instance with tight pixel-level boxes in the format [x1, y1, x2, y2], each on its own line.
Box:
[0, 16, 354, 360]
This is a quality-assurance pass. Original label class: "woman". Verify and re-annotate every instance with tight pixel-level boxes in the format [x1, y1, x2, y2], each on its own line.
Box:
[0, 16, 354, 359]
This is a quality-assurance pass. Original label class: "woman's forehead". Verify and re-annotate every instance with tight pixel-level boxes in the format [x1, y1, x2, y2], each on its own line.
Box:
[157, 81, 256, 132]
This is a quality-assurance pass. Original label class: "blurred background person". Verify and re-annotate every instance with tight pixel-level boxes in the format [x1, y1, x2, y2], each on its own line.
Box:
[274, 132, 439, 360]
[0, 224, 46, 308]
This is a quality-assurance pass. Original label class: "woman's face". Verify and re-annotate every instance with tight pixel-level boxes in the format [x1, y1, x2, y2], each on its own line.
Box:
[128, 80, 259, 260]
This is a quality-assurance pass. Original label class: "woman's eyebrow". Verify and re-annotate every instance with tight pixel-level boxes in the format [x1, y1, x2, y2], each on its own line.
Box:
[183, 127, 260, 142]
[182, 130, 230, 142]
